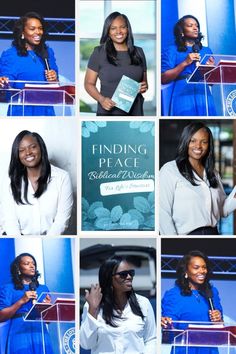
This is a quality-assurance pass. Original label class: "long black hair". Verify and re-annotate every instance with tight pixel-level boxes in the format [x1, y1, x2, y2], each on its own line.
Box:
[10, 252, 40, 290]
[176, 122, 218, 188]
[174, 15, 203, 52]
[176, 250, 213, 296]
[9, 130, 51, 205]
[12, 11, 48, 57]
[98, 256, 144, 327]
[100, 11, 143, 66]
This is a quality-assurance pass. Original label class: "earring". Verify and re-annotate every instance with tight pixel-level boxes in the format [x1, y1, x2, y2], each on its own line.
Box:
[181, 33, 184, 37]
[21, 34, 24, 40]
[185, 273, 188, 279]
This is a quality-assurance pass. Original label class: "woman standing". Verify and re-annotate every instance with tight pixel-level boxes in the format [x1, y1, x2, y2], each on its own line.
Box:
[0, 12, 58, 116]
[84, 11, 148, 116]
[0, 130, 73, 235]
[80, 256, 156, 353]
[161, 15, 215, 116]
[0, 253, 53, 353]
[162, 250, 223, 354]
[159, 122, 236, 235]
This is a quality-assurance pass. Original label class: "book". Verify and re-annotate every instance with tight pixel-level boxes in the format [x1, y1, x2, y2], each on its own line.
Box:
[188, 323, 224, 329]
[24, 83, 75, 96]
[188, 64, 215, 83]
[218, 60, 236, 66]
[82, 121, 155, 231]
[55, 298, 75, 304]
[24, 83, 60, 88]
[111, 75, 140, 113]
[25, 299, 75, 322]
[22, 84, 75, 105]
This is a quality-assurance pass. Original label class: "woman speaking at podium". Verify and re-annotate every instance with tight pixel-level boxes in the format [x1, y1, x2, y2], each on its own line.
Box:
[0, 130, 73, 236]
[80, 256, 156, 353]
[161, 250, 223, 354]
[0, 12, 58, 116]
[84, 11, 148, 116]
[0, 253, 53, 354]
[161, 15, 215, 116]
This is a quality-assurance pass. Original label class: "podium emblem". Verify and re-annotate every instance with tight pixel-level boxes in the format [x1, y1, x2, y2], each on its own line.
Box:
[63, 327, 75, 354]
[226, 90, 236, 116]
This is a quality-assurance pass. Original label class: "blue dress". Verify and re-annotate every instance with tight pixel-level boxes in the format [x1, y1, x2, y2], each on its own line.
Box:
[0, 283, 54, 354]
[161, 45, 216, 116]
[0, 46, 58, 116]
[162, 285, 223, 354]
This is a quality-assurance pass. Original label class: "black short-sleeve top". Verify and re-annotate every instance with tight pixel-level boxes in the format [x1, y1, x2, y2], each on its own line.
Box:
[87, 45, 147, 116]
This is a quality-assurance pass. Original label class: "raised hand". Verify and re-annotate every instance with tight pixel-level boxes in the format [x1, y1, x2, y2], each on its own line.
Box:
[85, 283, 102, 318]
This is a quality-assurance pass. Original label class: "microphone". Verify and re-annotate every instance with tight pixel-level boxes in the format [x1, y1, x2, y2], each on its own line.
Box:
[202, 287, 215, 311]
[192, 42, 201, 67]
[29, 281, 37, 305]
[40, 49, 50, 71]
[44, 58, 50, 71]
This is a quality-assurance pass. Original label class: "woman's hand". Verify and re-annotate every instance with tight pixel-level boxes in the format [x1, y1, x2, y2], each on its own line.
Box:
[99, 96, 116, 111]
[209, 309, 222, 322]
[206, 56, 215, 66]
[184, 52, 201, 66]
[85, 284, 102, 318]
[20, 290, 37, 304]
[0, 77, 9, 87]
[43, 294, 51, 303]
[45, 69, 57, 82]
[161, 316, 173, 328]
[139, 81, 148, 94]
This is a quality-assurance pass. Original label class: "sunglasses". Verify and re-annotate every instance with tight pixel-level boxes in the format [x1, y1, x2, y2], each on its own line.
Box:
[112, 269, 135, 279]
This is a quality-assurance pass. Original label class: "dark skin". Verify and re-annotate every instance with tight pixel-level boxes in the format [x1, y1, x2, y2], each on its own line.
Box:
[18, 135, 42, 192]
[161, 256, 222, 328]
[0, 17, 57, 87]
[85, 261, 134, 319]
[0, 256, 50, 322]
[84, 16, 148, 111]
[161, 17, 214, 84]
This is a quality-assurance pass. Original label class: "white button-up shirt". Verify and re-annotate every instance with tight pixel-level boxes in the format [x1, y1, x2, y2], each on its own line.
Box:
[80, 294, 156, 354]
[159, 160, 236, 235]
[0, 165, 73, 236]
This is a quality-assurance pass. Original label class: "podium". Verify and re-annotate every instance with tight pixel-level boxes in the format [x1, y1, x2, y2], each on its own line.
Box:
[188, 55, 236, 116]
[24, 292, 75, 354]
[162, 320, 236, 354]
[0, 80, 75, 116]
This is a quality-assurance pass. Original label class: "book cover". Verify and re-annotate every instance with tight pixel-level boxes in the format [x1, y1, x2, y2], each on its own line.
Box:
[82, 121, 155, 231]
[111, 75, 140, 113]
[188, 65, 215, 83]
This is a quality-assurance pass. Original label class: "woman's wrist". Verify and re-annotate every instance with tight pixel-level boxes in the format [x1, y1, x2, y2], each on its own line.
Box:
[88, 306, 100, 318]
[98, 95, 105, 104]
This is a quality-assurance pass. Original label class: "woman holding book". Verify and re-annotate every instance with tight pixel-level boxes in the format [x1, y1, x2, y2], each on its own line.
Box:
[80, 255, 156, 353]
[159, 121, 236, 235]
[162, 250, 222, 354]
[161, 15, 216, 116]
[0, 253, 53, 353]
[0, 130, 73, 236]
[0, 12, 58, 116]
[84, 11, 148, 116]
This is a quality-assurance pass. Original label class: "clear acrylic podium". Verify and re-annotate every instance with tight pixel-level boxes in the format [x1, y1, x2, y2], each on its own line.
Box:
[162, 320, 236, 354]
[188, 55, 236, 116]
[0, 80, 75, 116]
[24, 292, 75, 354]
